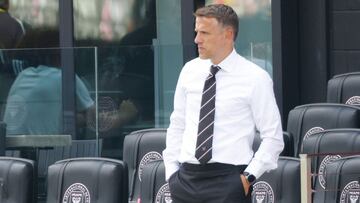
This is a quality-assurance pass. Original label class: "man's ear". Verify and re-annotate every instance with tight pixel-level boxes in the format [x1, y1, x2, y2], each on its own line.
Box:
[224, 26, 235, 41]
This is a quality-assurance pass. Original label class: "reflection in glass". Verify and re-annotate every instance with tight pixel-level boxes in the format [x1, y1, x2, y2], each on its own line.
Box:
[2, 46, 94, 137]
[9, 0, 58, 29]
[73, 0, 155, 43]
[78, 46, 155, 158]
[74, 0, 157, 158]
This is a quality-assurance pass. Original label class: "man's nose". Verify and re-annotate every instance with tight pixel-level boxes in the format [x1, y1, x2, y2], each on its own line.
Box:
[194, 33, 201, 44]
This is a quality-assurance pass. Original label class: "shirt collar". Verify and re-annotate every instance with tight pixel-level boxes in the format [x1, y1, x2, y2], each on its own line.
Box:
[213, 48, 237, 72]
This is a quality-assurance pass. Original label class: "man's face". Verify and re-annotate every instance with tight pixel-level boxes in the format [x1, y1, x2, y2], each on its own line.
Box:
[194, 17, 227, 62]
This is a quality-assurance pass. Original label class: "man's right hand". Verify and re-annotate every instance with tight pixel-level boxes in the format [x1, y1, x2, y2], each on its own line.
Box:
[118, 99, 138, 121]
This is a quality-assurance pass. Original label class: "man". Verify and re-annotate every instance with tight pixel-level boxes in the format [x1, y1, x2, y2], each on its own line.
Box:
[0, 0, 25, 49]
[163, 4, 284, 203]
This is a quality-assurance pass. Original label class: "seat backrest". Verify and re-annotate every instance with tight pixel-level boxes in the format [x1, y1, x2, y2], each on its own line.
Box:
[38, 139, 101, 179]
[46, 157, 128, 203]
[122, 128, 167, 202]
[323, 155, 360, 203]
[287, 103, 360, 156]
[37, 139, 101, 200]
[253, 131, 294, 157]
[327, 72, 360, 105]
[251, 157, 300, 203]
[139, 161, 172, 203]
[0, 157, 35, 203]
[301, 128, 360, 202]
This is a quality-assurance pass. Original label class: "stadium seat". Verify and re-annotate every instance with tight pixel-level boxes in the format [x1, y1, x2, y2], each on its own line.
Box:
[301, 128, 360, 202]
[139, 161, 172, 203]
[37, 139, 101, 200]
[251, 157, 301, 203]
[287, 103, 360, 156]
[123, 128, 167, 203]
[46, 157, 128, 203]
[327, 72, 360, 105]
[253, 131, 294, 157]
[0, 157, 35, 203]
[323, 155, 360, 202]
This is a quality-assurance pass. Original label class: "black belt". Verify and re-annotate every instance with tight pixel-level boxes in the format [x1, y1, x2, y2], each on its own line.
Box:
[181, 162, 247, 172]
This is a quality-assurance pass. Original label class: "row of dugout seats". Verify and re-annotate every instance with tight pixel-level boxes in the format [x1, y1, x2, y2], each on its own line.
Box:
[1, 147, 359, 203]
[122, 128, 360, 203]
[122, 72, 360, 203]
[1, 72, 360, 203]
[0, 156, 128, 203]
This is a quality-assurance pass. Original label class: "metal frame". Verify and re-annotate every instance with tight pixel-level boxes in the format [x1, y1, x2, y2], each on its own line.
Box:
[59, 0, 76, 138]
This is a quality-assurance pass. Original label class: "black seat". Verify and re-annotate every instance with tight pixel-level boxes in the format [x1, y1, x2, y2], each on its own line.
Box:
[251, 157, 300, 203]
[327, 72, 360, 105]
[46, 157, 128, 203]
[122, 128, 167, 203]
[37, 139, 101, 200]
[139, 161, 172, 203]
[323, 155, 360, 202]
[253, 131, 294, 157]
[287, 103, 360, 156]
[301, 128, 360, 202]
[0, 157, 35, 203]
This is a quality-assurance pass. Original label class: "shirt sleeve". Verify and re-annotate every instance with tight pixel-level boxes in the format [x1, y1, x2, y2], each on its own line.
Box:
[75, 75, 94, 111]
[162, 66, 187, 181]
[245, 72, 284, 179]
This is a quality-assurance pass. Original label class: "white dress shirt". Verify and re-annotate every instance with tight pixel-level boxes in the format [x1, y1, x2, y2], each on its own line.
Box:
[163, 49, 284, 180]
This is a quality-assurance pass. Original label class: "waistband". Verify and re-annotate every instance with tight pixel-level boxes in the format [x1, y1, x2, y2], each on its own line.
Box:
[181, 162, 247, 172]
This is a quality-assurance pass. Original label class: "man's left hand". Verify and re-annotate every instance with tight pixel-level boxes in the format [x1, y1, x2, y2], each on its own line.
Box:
[240, 174, 250, 196]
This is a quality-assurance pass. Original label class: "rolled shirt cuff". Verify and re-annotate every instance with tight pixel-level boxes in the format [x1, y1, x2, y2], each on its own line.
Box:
[165, 162, 180, 181]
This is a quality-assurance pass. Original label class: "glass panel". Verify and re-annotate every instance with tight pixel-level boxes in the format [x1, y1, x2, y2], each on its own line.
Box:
[81, 46, 155, 159]
[0, 47, 98, 141]
[206, 0, 273, 77]
[1, 48, 64, 135]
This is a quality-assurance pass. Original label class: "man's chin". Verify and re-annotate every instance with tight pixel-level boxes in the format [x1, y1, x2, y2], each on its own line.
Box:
[198, 54, 209, 60]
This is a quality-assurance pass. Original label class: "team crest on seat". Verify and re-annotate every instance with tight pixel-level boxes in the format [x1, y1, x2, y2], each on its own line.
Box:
[62, 183, 91, 203]
[346, 96, 360, 106]
[340, 181, 360, 203]
[155, 183, 172, 203]
[318, 155, 342, 189]
[252, 181, 274, 203]
[138, 151, 162, 181]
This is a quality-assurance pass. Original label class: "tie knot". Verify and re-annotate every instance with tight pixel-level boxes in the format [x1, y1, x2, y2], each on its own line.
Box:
[210, 65, 220, 76]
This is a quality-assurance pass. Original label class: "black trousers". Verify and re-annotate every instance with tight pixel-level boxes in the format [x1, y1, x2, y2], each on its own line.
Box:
[168, 163, 251, 203]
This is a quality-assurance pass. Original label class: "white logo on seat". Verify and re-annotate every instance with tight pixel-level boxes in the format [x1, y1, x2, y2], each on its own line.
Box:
[252, 181, 274, 203]
[63, 183, 90, 203]
[138, 151, 162, 181]
[301, 127, 324, 152]
[340, 181, 360, 203]
[304, 127, 324, 141]
[155, 183, 172, 203]
[346, 96, 360, 106]
[318, 155, 342, 189]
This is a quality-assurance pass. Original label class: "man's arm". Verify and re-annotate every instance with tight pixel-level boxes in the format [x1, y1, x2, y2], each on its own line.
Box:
[245, 72, 284, 180]
[162, 68, 187, 181]
[75, 75, 138, 130]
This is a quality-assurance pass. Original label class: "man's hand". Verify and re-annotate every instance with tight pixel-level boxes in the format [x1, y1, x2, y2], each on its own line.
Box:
[119, 99, 138, 120]
[240, 174, 250, 196]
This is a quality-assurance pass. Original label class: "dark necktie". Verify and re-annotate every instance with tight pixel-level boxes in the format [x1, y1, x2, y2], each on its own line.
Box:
[195, 65, 220, 164]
